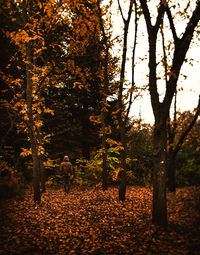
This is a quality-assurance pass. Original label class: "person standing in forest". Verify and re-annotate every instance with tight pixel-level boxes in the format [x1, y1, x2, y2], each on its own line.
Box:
[60, 155, 73, 193]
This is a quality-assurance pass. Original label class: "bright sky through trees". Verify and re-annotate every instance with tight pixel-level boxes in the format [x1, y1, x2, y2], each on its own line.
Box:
[111, 0, 200, 124]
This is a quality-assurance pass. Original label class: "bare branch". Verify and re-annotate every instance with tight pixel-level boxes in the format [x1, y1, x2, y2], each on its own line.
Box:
[160, 24, 168, 84]
[125, 1, 139, 123]
[164, 1, 200, 111]
[139, 0, 152, 31]
[174, 95, 200, 155]
[165, 5, 178, 42]
[117, 0, 126, 23]
[181, 1, 200, 43]
[154, 2, 165, 32]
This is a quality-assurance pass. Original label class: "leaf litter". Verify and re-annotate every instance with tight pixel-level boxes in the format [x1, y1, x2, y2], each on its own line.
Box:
[0, 186, 199, 254]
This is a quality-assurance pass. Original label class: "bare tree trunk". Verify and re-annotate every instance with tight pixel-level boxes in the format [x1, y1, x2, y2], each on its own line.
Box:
[118, 121, 127, 201]
[117, 0, 134, 201]
[37, 125, 46, 193]
[152, 119, 167, 226]
[40, 155, 46, 193]
[32, 142, 41, 203]
[97, 0, 110, 191]
[81, 101, 91, 160]
[101, 109, 108, 190]
[26, 43, 41, 204]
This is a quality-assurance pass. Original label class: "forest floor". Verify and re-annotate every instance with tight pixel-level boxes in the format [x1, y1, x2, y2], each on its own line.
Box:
[0, 186, 199, 255]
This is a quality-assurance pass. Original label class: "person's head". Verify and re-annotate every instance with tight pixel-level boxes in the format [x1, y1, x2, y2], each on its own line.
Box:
[63, 155, 69, 162]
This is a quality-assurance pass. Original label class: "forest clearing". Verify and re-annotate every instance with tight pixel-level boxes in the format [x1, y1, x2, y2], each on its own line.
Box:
[0, 185, 199, 255]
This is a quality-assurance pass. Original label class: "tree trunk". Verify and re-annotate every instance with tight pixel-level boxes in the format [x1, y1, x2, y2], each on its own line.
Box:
[152, 120, 167, 227]
[37, 126, 46, 193]
[119, 122, 127, 201]
[96, 1, 109, 191]
[26, 43, 41, 204]
[101, 110, 108, 191]
[32, 143, 41, 204]
[40, 156, 46, 193]
[117, 0, 134, 202]
[119, 170, 126, 201]
[81, 105, 90, 160]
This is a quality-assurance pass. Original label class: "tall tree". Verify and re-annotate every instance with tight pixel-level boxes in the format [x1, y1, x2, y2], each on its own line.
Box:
[139, 0, 200, 226]
[1, 0, 72, 203]
[97, 0, 110, 190]
[96, 0, 118, 190]
[117, 0, 140, 201]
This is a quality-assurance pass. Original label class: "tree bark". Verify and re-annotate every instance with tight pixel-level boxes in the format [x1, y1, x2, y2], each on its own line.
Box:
[117, 0, 134, 201]
[81, 105, 90, 160]
[119, 134, 126, 201]
[37, 129, 46, 193]
[152, 119, 168, 226]
[31, 142, 41, 204]
[101, 109, 108, 191]
[119, 170, 126, 201]
[118, 123, 127, 201]
[40, 156, 46, 193]
[97, 0, 110, 191]
[26, 43, 41, 204]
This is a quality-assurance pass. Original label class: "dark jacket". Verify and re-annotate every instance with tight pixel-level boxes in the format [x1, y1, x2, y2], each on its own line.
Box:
[60, 161, 73, 177]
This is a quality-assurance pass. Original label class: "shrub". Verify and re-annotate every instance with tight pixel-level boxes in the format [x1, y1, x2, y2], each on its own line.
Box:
[177, 158, 200, 187]
[74, 148, 121, 187]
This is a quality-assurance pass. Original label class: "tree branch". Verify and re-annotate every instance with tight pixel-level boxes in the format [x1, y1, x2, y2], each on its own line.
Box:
[174, 95, 200, 155]
[165, 5, 178, 43]
[160, 23, 168, 84]
[117, 0, 126, 23]
[167, 91, 177, 148]
[125, 0, 139, 123]
[164, 1, 200, 112]
[181, 1, 200, 44]
[154, 2, 165, 32]
[139, 0, 152, 31]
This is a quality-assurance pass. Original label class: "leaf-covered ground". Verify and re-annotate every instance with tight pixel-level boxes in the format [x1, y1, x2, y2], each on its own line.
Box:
[0, 186, 199, 255]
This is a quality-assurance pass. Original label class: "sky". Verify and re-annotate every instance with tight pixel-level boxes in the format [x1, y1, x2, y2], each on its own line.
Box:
[110, 0, 200, 125]
[130, 46, 200, 125]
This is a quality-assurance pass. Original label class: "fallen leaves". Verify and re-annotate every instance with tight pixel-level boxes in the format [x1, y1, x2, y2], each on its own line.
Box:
[0, 186, 199, 254]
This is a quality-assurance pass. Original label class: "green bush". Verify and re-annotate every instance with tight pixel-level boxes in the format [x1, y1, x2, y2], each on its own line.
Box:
[127, 126, 153, 186]
[74, 148, 121, 187]
[177, 158, 200, 186]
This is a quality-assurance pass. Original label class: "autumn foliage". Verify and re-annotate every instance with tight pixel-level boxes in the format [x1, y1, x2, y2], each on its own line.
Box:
[0, 186, 199, 254]
[1, 0, 200, 234]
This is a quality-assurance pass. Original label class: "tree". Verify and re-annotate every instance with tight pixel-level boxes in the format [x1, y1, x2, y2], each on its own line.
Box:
[116, 0, 141, 201]
[96, 0, 110, 191]
[95, 0, 119, 190]
[1, 0, 73, 203]
[139, 0, 200, 226]
[116, 0, 133, 201]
